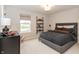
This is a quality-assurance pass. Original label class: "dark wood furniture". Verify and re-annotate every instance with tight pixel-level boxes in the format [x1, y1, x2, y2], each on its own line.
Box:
[36, 16, 44, 33]
[0, 35, 20, 54]
[0, 37, 1, 54]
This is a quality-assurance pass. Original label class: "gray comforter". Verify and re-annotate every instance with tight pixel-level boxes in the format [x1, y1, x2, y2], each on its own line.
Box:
[40, 31, 74, 46]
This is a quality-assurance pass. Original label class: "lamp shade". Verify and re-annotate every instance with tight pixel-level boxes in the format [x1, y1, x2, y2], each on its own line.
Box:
[1, 17, 11, 25]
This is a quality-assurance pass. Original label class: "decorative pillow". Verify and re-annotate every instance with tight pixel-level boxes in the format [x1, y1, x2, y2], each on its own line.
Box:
[56, 27, 68, 32]
[8, 31, 16, 36]
[57, 26, 64, 28]
[55, 27, 63, 30]
[55, 29, 69, 33]
[62, 27, 68, 31]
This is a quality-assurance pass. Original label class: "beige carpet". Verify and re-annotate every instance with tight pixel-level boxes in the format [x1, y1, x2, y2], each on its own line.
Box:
[20, 39, 79, 54]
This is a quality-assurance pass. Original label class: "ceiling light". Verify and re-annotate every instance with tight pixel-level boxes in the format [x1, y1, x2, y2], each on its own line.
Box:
[40, 0, 55, 11]
[41, 4, 53, 11]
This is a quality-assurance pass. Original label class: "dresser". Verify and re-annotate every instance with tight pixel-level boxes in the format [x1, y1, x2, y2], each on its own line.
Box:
[0, 35, 20, 54]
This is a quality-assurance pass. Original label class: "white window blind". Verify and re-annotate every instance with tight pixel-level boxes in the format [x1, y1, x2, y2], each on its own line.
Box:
[20, 14, 31, 20]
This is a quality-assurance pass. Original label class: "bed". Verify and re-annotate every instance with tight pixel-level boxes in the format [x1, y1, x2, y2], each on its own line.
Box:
[39, 23, 78, 53]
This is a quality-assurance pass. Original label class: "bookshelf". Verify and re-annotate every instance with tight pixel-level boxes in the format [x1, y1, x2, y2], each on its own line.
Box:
[36, 16, 44, 34]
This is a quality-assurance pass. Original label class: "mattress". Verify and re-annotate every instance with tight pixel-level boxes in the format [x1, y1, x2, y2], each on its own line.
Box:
[40, 31, 74, 46]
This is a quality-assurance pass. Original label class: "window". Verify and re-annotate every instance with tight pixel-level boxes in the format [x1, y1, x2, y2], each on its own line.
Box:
[1, 17, 11, 25]
[20, 14, 31, 33]
[20, 20, 31, 33]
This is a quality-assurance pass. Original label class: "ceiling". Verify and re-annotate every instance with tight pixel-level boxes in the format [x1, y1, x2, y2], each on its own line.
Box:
[6, 5, 79, 15]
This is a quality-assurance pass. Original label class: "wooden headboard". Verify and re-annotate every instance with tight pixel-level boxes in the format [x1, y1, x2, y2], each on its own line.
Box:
[56, 23, 77, 26]
[55, 23, 78, 41]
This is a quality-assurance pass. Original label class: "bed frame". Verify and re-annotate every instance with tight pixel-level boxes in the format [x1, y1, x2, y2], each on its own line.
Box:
[39, 23, 78, 53]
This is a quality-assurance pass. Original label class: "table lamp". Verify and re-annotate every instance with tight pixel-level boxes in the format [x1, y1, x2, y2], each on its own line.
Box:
[1, 17, 11, 34]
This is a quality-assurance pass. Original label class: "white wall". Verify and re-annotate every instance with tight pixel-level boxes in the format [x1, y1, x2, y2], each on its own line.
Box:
[49, 8, 79, 43]
[3, 6, 48, 40]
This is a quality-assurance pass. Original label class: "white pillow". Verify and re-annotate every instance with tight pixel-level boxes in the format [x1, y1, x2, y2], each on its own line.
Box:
[64, 25, 74, 28]
[57, 26, 63, 28]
